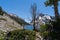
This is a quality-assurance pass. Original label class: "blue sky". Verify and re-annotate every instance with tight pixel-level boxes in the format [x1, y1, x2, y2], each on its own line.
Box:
[0, 0, 60, 22]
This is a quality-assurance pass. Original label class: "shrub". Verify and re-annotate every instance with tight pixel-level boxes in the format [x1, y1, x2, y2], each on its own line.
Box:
[5, 30, 36, 40]
[0, 31, 6, 40]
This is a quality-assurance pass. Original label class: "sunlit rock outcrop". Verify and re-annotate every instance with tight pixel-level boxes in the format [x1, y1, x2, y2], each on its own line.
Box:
[0, 12, 29, 39]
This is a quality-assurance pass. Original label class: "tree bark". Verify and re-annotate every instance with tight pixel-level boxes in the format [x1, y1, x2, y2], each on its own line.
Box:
[54, 2, 59, 20]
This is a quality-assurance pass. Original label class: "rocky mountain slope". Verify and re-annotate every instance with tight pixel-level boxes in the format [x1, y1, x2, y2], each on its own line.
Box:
[0, 11, 29, 39]
[36, 14, 54, 25]
[0, 13, 29, 32]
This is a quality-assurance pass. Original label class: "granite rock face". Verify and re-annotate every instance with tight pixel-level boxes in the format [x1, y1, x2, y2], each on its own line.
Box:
[0, 13, 23, 33]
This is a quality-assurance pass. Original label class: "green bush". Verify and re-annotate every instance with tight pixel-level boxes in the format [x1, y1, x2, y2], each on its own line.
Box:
[40, 24, 49, 38]
[0, 30, 6, 40]
[40, 31, 48, 37]
[40, 19, 60, 40]
[40, 24, 47, 33]
[5, 30, 36, 40]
